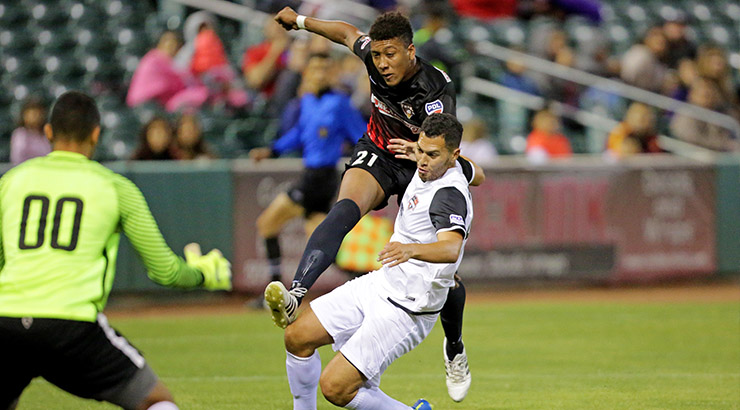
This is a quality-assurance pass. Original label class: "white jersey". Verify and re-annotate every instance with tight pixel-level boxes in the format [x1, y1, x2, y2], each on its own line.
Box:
[377, 161, 474, 313]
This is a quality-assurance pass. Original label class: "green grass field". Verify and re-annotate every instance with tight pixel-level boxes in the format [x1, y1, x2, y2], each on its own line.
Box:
[17, 295, 740, 409]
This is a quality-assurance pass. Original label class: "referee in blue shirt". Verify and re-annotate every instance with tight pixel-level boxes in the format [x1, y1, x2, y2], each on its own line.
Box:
[250, 52, 367, 289]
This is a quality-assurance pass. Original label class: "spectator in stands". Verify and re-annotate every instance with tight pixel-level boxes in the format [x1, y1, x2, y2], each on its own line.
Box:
[459, 117, 497, 166]
[668, 58, 698, 102]
[526, 108, 573, 160]
[662, 14, 696, 69]
[131, 116, 177, 160]
[501, 52, 541, 96]
[606, 102, 661, 158]
[413, 4, 461, 76]
[529, 29, 580, 105]
[452, 0, 516, 20]
[620, 26, 668, 94]
[10, 97, 50, 165]
[126, 31, 209, 112]
[242, 19, 290, 100]
[176, 11, 248, 109]
[171, 112, 216, 160]
[670, 77, 737, 152]
[695, 44, 738, 111]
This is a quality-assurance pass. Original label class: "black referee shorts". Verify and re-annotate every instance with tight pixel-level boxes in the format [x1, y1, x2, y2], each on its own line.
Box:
[287, 166, 340, 216]
[0, 314, 157, 409]
[344, 135, 417, 210]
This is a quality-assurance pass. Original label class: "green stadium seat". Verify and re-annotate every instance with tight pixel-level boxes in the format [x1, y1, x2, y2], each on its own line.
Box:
[35, 29, 77, 56]
[74, 28, 117, 56]
[0, 4, 28, 29]
[27, 2, 68, 28]
[0, 29, 35, 58]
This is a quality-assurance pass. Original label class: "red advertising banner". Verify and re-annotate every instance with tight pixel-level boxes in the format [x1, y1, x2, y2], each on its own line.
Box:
[232, 157, 716, 292]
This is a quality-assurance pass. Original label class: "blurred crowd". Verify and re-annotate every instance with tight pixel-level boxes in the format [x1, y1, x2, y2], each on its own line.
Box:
[5, 0, 739, 166]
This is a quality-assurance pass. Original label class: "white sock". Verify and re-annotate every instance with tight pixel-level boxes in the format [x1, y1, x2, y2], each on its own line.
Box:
[286, 350, 321, 410]
[147, 401, 179, 410]
[344, 386, 410, 409]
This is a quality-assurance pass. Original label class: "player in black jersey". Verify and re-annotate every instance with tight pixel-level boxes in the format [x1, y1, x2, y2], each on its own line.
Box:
[265, 8, 483, 402]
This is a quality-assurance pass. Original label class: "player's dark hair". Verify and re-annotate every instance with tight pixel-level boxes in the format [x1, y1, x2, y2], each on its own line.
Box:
[49, 91, 100, 142]
[369, 11, 413, 47]
[421, 113, 463, 151]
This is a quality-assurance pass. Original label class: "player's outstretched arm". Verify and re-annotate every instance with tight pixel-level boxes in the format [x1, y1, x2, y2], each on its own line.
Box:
[378, 231, 464, 267]
[115, 176, 231, 290]
[274, 7, 363, 50]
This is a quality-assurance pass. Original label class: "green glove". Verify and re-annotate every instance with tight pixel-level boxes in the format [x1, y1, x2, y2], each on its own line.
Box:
[184, 243, 232, 291]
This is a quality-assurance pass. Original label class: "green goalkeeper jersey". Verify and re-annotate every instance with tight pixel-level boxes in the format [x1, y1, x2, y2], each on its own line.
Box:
[0, 151, 203, 322]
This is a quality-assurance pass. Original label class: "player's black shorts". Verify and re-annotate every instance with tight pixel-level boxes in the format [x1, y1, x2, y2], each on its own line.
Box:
[345, 135, 417, 210]
[0, 314, 157, 409]
[287, 166, 340, 215]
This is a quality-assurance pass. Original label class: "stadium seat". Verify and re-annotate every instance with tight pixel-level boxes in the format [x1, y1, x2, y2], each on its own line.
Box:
[35, 28, 77, 56]
[27, 2, 68, 28]
[0, 4, 28, 29]
[74, 28, 117, 57]
[0, 28, 36, 55]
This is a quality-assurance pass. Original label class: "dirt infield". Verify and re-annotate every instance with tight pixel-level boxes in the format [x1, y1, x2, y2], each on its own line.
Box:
[107, 281, 740, 319]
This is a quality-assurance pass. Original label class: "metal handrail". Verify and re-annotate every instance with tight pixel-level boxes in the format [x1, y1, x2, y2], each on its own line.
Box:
[472, 40, 740, 138]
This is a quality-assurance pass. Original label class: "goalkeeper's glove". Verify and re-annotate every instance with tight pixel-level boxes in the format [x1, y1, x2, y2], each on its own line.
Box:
[184, 243, 232, 291]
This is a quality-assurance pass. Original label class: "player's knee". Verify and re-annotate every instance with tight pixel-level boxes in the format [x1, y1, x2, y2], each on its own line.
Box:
[284, 324, 309, 356]
[255, 212, 272, 237]
[319, 372, 353, 407]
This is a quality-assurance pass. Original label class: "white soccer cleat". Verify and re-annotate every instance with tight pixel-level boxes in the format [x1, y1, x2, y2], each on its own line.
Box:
[444, 338, 471, 402]
[264, 281, 298, 329]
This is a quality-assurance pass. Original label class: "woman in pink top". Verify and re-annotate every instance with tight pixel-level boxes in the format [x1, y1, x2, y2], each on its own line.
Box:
[126, 31, 209, 112]
[10, 97, 50, 165]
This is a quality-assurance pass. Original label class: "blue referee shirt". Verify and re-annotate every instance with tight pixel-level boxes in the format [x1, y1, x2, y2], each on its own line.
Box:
[272, 90, 367, 168]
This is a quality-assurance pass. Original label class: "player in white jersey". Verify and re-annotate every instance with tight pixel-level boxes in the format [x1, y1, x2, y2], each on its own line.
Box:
[276, 113, 472, 410]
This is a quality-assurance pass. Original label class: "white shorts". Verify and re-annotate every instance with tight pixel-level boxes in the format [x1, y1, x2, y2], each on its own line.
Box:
[310, 272, 438, 387]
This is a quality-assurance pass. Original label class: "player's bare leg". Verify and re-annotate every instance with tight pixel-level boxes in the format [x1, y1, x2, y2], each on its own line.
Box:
[135, 380, 177, 410]
[257, 192, 305, 283]
[266, 168, 383, 328]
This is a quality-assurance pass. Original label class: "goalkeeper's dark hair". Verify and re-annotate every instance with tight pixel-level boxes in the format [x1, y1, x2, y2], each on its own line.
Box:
[369, 11, 413, 47]
[49, 91, 100, 142]
[421, 113, 463, 151]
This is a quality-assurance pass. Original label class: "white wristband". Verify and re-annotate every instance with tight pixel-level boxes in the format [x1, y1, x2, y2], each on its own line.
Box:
[296, 15, 307, 30]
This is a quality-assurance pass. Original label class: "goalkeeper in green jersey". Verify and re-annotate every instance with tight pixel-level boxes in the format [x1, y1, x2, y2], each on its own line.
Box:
[0, 91, 231, 410]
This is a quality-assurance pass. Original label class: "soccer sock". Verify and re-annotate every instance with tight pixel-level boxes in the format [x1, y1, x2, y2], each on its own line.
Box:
[291, 199, 361, 303]
[265, 236, 282, 282]
[344, 386, 410, 410]
[147, 402, 179, 410]
[441, 277, 466, 358]
[286, 350, 321, 410]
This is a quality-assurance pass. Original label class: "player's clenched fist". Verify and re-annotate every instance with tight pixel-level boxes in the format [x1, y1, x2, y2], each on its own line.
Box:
[378, 241, 415, 267]
[274, 7, 299, 30]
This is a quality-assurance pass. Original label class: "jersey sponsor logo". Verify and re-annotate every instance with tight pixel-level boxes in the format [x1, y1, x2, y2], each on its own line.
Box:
[407, 195, 419, 210]
[434, 66, 452, 83]
[449, 214, 464, 226]
[370, 94, 421, 134]
[360, 36, 371, 50]
[425, 100, 444, 115]
[401, 101, 414, 119]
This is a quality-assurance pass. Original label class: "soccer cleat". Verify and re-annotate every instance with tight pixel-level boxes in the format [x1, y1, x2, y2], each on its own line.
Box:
[411, 399, 433, 410]
[444, 338, 471, 402]
[264, 281, 298, 328]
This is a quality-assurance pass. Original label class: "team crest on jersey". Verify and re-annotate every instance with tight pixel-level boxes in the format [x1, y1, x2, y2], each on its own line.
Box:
[425, 100, 444, 115]
[407, 195, 419, 210]
[401, 101, 414, 119]
[449, 214, 464, 226]
[360, 36, 371, 50]
[318, 127, 328, 138]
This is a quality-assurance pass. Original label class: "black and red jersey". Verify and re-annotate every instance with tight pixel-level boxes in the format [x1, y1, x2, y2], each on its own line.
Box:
[353, 35, 456, 152]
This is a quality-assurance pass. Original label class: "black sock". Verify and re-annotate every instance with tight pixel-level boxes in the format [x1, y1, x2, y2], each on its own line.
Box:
[265, 237, 282, 282]
[291, 199, 362, 303]
[441, 276, 466, 358]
